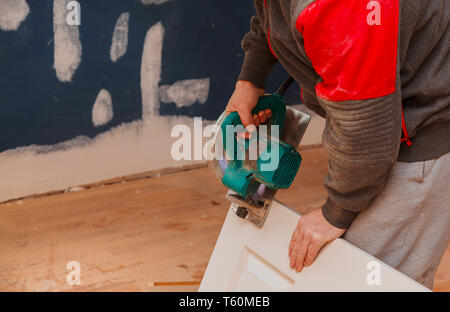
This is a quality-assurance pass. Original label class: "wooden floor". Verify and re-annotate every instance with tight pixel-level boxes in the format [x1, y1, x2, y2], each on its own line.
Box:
[0, 148, 448, 292]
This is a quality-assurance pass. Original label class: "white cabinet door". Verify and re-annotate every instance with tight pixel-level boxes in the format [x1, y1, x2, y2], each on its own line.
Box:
[199, 201, 429, 292]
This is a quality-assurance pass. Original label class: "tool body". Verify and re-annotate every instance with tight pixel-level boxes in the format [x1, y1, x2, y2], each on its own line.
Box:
[209, 77, 311, 228]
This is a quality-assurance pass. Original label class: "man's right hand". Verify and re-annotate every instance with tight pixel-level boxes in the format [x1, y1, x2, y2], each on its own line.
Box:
[225, 80, 271, 127]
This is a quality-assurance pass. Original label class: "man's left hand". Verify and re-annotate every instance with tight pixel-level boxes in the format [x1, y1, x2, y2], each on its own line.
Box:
[289, 207, 346, 272]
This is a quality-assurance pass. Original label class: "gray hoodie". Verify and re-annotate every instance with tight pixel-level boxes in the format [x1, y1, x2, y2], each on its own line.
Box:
[238, 0, 450, 228]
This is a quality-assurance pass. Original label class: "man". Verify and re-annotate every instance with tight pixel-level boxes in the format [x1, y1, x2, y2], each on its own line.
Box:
[226, 0, 449, 289]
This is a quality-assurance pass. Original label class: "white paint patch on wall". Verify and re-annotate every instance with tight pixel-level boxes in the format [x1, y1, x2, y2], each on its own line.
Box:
[0, 0, 30, 31]
[141, 22, 164, 119]
[110, 12, 129, 63]
[53, 0, 82, 82]
[0, 115, 207, 202]
[140, 0, 173, 5]
[92, 89, 114, 127]
[160, 78, 210, 108]
[0, 109, 324, 202]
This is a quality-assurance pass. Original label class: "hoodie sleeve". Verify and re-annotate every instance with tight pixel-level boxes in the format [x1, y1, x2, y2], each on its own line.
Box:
[238, 15, 278, 89]
[295, 0, 403, 228]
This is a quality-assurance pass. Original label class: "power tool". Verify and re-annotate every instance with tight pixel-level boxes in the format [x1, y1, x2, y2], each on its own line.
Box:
[209, 77, 311, 228]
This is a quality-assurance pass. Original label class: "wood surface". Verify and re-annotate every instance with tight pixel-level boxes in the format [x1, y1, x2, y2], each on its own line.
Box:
[0, 148, 448, 291]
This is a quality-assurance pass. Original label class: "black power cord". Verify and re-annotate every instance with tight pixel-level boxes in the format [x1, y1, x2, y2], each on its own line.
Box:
[276, 76, 295, 96]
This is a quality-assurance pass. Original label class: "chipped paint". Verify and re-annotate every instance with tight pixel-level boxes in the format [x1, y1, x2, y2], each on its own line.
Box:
[141, 22, 164, 118]
[0, 0, 30, 31]
[92, 89, 113, 127]
[160, 79, 210, 108]
[53, 0, 82, 82]
[110, 12, 129, 63]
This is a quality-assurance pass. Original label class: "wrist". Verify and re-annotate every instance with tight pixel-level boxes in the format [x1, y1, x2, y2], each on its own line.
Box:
[321, 199, 357, 230]
[236, 80, 265, 97]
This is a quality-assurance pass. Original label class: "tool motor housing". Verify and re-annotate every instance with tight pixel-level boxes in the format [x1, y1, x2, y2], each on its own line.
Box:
[221, 94, 302, 199]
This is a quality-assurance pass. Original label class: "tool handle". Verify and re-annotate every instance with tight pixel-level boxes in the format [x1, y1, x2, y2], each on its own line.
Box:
[251, 94, 286, 129]
[221, 94, 287, 158]
[222, 94, 286, 132]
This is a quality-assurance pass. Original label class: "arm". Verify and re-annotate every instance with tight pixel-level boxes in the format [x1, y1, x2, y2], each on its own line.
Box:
[226, 12, 278, 127]
[289, 0, 403, 271]
[238, 15, 278, 89]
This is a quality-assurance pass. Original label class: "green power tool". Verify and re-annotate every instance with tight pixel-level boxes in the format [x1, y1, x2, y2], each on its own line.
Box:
[209, 77, 311, 227]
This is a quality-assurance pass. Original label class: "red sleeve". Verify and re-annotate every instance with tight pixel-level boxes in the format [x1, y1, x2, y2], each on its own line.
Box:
[295, 0, 399, 102]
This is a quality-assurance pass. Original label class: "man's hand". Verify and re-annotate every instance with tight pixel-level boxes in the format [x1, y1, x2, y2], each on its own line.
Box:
[226, 80, 271, 127]
[289, 207, 346, 272]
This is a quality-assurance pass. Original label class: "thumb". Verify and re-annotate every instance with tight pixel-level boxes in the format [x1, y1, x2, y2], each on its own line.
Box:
[238, 109, 255, 128]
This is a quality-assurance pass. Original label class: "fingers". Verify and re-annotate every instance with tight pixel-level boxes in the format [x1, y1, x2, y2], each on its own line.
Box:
[288, 208, 345, 272]
[289, 227, 300, 257]
[252, 109, 272, 126]
[226, 107, 271, 129]
[224, 104, 255, 128]
[294, 234, 311, 272]
[289, 231, 302, 269]
[288, 220, 323, 272]
[304, 242, 321, 267]
[252, 114, 260, 126]
[239, 109, 256, 128]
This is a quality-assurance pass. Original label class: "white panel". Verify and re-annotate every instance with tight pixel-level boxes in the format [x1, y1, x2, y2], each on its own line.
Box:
[230, 247, 294, 292]
[200, 201, 429, 292]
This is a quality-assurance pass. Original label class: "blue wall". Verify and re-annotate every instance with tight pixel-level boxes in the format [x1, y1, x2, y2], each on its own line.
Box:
[0, 0, 299, 153]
